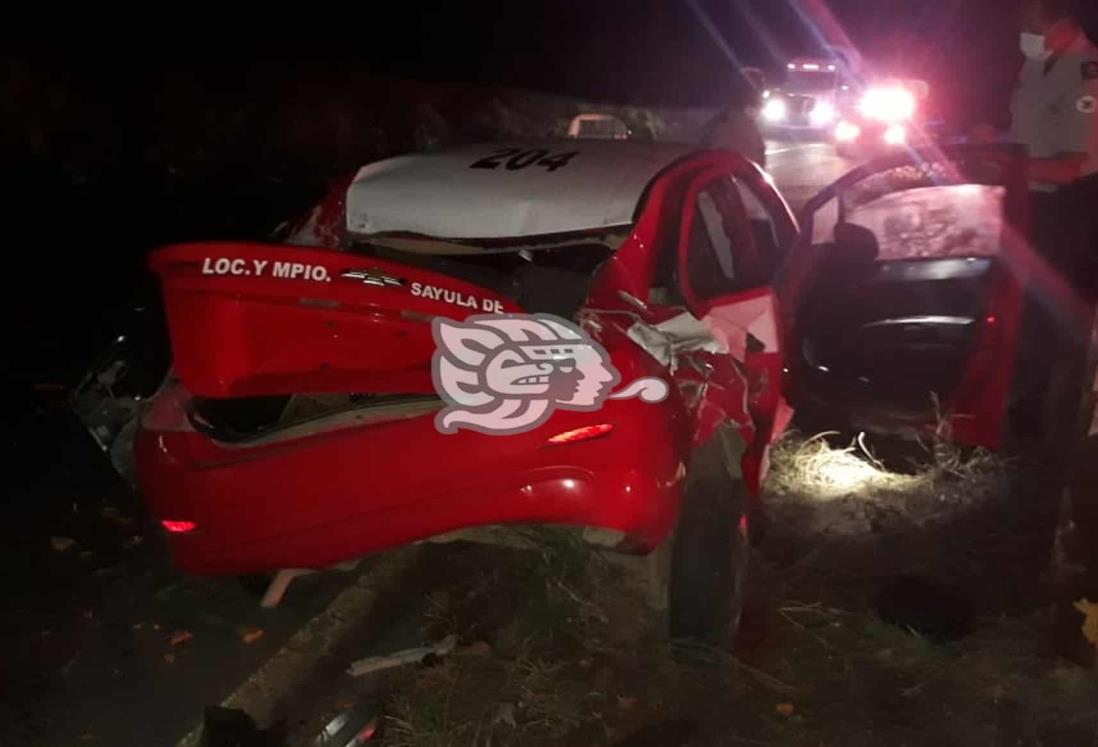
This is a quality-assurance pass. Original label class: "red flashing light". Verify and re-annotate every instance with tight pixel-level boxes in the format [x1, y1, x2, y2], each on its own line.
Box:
[546, 423, 614, 445]
[161, 519, 198, 534]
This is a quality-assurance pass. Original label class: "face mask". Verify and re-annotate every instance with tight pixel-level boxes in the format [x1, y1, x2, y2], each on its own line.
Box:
[1020, 32, 1051, 61]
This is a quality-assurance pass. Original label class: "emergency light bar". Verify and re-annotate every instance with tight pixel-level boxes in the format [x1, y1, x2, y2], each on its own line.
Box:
[787, 62, 838, 72]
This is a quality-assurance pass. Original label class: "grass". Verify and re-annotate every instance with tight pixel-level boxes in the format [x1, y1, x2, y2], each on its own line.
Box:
[363, 445, 1096, 746]
[765, 430, 1009, 502]
[376, 533, 1098, 746]
[384, 528, 644, 746]
[766, 432, 921, 499]
[386, 663, 476, 747]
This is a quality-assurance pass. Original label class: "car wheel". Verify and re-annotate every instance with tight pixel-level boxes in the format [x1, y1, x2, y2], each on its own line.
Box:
[667, 433, 751, 650]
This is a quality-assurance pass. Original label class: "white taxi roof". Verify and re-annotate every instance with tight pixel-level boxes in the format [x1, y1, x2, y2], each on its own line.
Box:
[345, 141, 696, 241]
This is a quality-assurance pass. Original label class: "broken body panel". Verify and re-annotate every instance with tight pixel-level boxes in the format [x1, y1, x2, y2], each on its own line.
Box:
[136, 145, 793, 575]
[115, 142, 1032, 579]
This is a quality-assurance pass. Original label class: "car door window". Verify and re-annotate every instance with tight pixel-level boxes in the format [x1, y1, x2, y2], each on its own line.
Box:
[684, 176, 760, 303]
[734, 178, 784, 274]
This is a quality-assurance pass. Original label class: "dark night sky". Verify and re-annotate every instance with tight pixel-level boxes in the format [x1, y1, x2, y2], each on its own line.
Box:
[6, 0, 1048, 106]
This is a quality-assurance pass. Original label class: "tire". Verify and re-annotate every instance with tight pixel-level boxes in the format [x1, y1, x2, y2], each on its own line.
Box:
[668, 432, 751, 650]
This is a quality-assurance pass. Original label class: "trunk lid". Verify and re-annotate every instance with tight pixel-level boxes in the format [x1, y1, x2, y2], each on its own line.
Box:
[150, 241, 520, 399]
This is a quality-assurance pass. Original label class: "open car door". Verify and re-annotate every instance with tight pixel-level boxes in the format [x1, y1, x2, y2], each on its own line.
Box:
[782, 145, 1032, 450]
[671, 161, 797, 492]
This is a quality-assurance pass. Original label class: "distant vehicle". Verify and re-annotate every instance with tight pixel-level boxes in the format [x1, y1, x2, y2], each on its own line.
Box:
[567, 113, 631, 140]
[832, 78, 935, 157]
[760, 57, 855, 133]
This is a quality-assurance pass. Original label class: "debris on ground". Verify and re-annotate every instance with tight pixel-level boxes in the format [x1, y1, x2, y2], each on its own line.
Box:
[312, 705, 382, 745]
[347, 634, 458, 677]
[169, 629, 194, 646]
[240, 627, 265, 645]
[50, 536, 77, 552]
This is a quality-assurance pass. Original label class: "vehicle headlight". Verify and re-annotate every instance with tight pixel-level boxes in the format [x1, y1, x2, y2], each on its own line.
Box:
[810, 100, 837, 126]
[835, 120, 861, 142]
[858, 87, 916, 122]
[762, 98, 788, 123]
[883, 123, 907, 145]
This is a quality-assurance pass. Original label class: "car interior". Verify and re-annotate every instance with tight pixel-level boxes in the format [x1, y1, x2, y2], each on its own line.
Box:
[792, 169, 1009, 418]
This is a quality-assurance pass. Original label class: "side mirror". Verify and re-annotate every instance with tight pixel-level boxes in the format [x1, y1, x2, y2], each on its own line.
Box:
[832, 222, 880, 268]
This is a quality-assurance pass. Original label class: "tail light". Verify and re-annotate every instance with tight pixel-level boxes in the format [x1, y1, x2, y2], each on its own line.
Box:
[161, 519, 198, 534]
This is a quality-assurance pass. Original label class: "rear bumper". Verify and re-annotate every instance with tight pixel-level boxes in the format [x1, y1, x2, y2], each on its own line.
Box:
[135, 381, 687, 576]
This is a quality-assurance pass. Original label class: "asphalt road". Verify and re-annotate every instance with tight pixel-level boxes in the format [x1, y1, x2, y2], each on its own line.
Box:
[765, 138, 859, 214]
[0, 396, 357, 747]
[0, 138, 858, 747]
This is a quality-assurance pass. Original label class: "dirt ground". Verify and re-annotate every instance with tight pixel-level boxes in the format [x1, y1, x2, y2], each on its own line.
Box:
[257, 433, 1098, 747]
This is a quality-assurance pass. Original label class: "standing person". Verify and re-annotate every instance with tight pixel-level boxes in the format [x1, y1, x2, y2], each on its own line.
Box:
[1012, 0, 1098, 289]
[1009, 0, 1098, 667]
[701, 82, 767, 169]
[1007, 0, 1098, 443]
